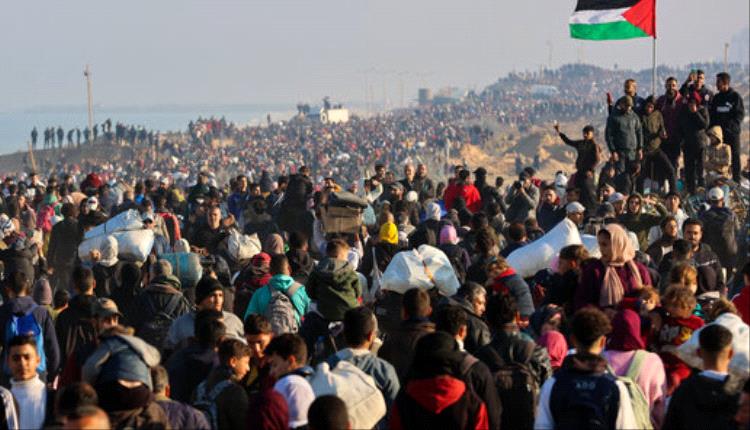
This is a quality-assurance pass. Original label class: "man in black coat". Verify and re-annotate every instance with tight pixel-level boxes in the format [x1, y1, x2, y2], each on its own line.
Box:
[710, 72, 745, 181]
[47, 203, 81, 292]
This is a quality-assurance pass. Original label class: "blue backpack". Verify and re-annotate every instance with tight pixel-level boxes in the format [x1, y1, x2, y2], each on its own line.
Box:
[4, 304, 46, 374]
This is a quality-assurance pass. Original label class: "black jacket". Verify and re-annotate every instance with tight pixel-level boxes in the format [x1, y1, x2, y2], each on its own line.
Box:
[378, 319, 436, 382]
[47, 217, 81, 270]
[54, 293, 98, 366]
[460, 352, 502, 430]
[441, 296, 491, 354]
[710, 88, 745, 135]
[475, 327, 552, 389]
[559, 134, 600, 173]
[663, 372, 740, 430]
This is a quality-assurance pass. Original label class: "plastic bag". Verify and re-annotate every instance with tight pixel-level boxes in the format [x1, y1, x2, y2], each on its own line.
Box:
[507, 218, 582, 278]
[84, 209, 143, 240]
[160, 252, 204, 290]
[381, 245, 459, 297]
[227, 230, 261, 262]
[676, 312, 749, 379]
[79, 229, 155, 263]
[581, 234, 601, 258]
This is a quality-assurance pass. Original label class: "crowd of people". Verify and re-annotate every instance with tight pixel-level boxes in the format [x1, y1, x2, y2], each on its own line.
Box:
[2, 64, 748, 430]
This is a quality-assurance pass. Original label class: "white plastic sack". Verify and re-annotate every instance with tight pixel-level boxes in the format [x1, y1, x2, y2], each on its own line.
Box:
[381, 245, 459, 297]
[676, 312, 750, 379]
[581, 234, 601, 258]
[78, 229, 155, 263]
[507, 218, 582, 278]
[310, 361, 386, 430]
[227, 230, 261, 261]
[84, 209, 143, 240]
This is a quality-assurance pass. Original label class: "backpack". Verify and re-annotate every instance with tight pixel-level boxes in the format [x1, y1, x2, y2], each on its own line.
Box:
[614, 350, 653, 430]
[193, 379, 233, 430]
[310, 360, 387, 430]
[549, 367, 620, 430]
[138, 293, 183, 351]
[3, 305, 46, 374]
[485, 340, 539, 430]
[702, 209, 737, 263]
[264, 283, 301, 335]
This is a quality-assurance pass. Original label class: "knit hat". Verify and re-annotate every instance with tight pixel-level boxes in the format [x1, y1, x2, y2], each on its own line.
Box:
[195, 276, 223, 305]
[379, 222, 398, 245]
[33, 278, 53, 306]
[439, 224, 458, 245]
[410, 332, 463, 378]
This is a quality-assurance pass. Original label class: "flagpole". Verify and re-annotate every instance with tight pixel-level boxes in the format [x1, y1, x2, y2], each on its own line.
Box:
[651, 37, 657, 96]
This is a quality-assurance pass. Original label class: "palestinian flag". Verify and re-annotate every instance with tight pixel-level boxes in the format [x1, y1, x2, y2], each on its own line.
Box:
[570, 0, 656, 40]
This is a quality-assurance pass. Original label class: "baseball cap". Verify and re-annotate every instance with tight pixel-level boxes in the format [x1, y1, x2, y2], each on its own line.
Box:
[566, 202, 586, 214]
[94, 298, 122, 318]
[608, 192, 626, 203]
[707, 187, 724, 201]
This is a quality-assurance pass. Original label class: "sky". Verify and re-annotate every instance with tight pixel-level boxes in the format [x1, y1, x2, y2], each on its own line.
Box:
[2, 0, 748, 112]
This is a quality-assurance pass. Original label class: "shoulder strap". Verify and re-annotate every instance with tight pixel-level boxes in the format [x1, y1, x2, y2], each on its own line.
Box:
[163, 294, 184, 317]
[208, 379, 233, 401]
[285, 282, 302, 298]
[625, 350, 647, 380]
[460, 353, 479, 377]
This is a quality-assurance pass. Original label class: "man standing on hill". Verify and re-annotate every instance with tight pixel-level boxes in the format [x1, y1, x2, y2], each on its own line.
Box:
[710, 72, 745, 182]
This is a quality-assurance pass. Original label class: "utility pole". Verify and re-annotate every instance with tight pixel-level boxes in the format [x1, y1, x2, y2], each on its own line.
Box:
[84, 64, 94, 137]
[724, 43, 729, 72]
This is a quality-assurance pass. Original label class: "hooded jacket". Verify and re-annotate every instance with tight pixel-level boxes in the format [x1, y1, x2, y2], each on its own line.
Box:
[134, 276, 191, 334]
[710, 87, 745, 135]
[663, 372, 740, 430]
[641, 109, 667, 153]
[390, 376, 489, 430]
[244, 274, 310, 324]
[306, 258, 361, 321]
[55, 293, 98, 367]
[0, 296, 60, 379]
[488, 268, 535, 318]
[378, 319, 436, 382]
[82, 332, 161, 389]
[617, 197, 667, 251]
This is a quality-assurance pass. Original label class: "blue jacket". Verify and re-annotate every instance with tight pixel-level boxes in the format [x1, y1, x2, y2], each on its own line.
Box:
[327, 348, 401, 406]
[244, 274, 310, 324]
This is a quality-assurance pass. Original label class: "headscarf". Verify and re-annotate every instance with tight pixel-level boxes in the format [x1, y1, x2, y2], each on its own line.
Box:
[98, 236, 119, 268]
[263, 233, 285, 255]
[537, 331, 568, 369]
[248, 252, 272, 289]
[379, 222, 398, 245]
[439, 224, 458, 245]
[607, 309, 645, 351]
[599, 223, 642, 307]
[426, 202, 442, 221]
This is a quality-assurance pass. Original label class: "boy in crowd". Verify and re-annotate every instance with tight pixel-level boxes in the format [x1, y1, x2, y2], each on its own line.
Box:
[266, 333, 315, 429]
[535, 307, 636, 429]
[663, 324, 740, 430]
[6, 335, 54, 429]
[194, 338, 250, 430]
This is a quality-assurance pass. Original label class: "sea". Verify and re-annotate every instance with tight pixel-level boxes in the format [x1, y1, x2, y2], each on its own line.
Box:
[0, 104, 296, 155]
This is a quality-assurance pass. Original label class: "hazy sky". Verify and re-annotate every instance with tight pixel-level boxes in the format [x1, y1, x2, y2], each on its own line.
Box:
[2, 0, 748, 112]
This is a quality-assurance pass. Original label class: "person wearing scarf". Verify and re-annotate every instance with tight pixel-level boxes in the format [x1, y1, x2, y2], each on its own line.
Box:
[438, 224, 470, 284]
[536, 330, 568, 371]
[575, 223, 652, 311]
[93, 236, 122, 297]
[263, 233, 285, 256]
[603, 309, 667, 428]
[234, 252, 272, 316]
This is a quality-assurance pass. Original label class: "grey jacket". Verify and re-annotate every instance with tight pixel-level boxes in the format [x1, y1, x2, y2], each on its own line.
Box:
[504, 184, 539, 224]
[82, 332, 161, 389]
[606, 108, 643, 160]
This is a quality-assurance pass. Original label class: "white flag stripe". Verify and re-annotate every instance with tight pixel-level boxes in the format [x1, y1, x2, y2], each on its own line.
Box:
[569, 8, 629, 24]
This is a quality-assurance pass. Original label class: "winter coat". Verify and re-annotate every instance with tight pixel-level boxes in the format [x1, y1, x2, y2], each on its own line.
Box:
[156, 397, 210, 430]
[705, 142, 732, 178]
[487, 268, 535, 318]
[444, 183, 482, 213]
[328, 348, 400, 405]
[606, 108, 643, 160]
[306, 258, 361, 321]
[166, 310, 244, 352]
[663, 372, 741, 430]
[641, 110, 667, 153]
[378, 319, 436, 382]
[165, 344, 218, 403]
[617, 204, 668, 251]
[200, 365, 250, 430]
[536, 203, 565, 233]
[710, 88, 745, 135]
[133, 277, 191, 335]
[574, 259, 652, 311]
[559, 134, 600, 173]
[504, 184, 540, 224]
[47, 217, 80, 270]
[0, 296, 60, 378]
[244, 274, 310, 324]
[678, 105, 710, 150]
[55, 294, 98, 367]
[390, 375, 489, 430]
[656, 93, 684, 146]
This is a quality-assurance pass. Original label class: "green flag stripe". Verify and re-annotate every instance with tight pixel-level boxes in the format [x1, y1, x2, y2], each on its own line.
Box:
[570, 21, 649, 40]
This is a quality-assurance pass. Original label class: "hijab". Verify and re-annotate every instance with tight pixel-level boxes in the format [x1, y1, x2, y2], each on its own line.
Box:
[439, 224, 458, 245]
[607, 309, 645, 351]
[379, 222, 398, 245]
[263, 233, 285, 255]
[537, 330, 568, 369]
[599, 223, 642, 307]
